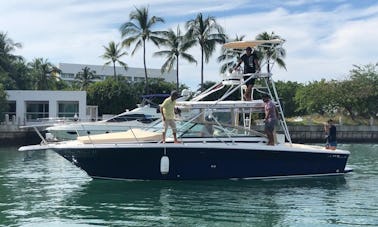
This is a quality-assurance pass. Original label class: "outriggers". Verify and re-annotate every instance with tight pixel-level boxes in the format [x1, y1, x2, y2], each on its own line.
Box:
[19, 39, 352, 180]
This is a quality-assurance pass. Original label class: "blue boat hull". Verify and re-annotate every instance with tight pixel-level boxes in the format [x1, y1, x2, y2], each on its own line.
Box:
[55, 145, 349, 180]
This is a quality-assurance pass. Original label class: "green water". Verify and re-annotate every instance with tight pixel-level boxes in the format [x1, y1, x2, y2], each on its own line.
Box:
[0, 144, 377, 226]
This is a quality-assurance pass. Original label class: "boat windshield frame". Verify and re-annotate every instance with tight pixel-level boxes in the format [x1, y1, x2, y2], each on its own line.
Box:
[146, 118, 265, 140]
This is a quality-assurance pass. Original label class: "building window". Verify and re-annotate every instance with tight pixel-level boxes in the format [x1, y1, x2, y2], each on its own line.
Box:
[26, 101, 49, 121]
[58, 101, 79, 118]
[61, 73, 75, 79]
[5, 101, 16, 121]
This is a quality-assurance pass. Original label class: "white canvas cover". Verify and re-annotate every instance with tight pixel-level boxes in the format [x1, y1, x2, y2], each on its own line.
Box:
[223, 39, 284, 49]
[77, 128, 162, 144]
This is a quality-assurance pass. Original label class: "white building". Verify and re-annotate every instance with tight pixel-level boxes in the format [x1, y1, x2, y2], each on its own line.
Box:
[3, 64, 175, 125]
[5, 90, 88, 125]
[58, 63, 176, 83]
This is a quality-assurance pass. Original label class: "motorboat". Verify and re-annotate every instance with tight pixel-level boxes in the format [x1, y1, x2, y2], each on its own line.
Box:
[19, 39, 352, 180]
[44, 94, 179, 141]
[45, 103, 161, 141]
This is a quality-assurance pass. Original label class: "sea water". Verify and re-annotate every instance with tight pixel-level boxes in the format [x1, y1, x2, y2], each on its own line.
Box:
[0, 144, 377, 226]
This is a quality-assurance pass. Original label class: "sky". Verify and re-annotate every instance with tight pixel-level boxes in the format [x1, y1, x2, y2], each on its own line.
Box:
[1, 0, 377, 90]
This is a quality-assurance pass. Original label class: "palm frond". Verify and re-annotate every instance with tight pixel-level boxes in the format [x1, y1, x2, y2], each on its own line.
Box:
[255, 31, 287, 72]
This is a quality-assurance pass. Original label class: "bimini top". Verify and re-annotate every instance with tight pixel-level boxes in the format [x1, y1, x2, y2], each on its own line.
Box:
[223, 39, 285, 49]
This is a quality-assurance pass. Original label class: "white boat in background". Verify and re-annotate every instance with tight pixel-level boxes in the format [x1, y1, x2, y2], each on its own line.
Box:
[19, 39, 352, 180]
[45, 104, 161, 141]
[44, 93, 192, 141]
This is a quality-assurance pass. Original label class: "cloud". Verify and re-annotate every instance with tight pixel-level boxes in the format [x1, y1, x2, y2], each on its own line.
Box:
[1, 0, 377, 90]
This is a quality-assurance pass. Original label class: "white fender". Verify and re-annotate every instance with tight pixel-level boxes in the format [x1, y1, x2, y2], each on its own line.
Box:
[160, 156, 169, 175]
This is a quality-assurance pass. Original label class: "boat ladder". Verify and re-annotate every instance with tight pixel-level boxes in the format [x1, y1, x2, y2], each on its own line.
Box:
[240, 73, 292, 144]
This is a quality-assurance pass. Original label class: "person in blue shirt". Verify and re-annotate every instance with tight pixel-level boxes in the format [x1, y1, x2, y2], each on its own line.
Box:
[324, 119, 337, 150]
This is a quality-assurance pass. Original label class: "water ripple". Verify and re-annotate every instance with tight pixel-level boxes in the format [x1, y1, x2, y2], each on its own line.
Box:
[1, 144, 377, 226]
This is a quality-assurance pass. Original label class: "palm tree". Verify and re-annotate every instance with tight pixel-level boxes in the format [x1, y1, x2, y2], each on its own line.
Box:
[186, 13, 226, 91]
[0, 32, 35, 90]
[119, 6, 165, 94]
[74, 66, 99, 90]
[28, 58, 61, 90]
[255, 31, 286, 73]
[0, 84, 7, 122]
[154, 26, 197, 91]
[217, 34, 245, 73]
[0, 32, 23, 89]
[0, 32, 23, 70]
[101, 41, 128, 81]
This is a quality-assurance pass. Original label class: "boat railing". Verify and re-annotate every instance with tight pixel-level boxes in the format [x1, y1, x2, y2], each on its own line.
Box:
[23, 117, 78, 127]
[224, 71, 292, 144]
[192, 72, 272, 102]
[178, 69, 292, 145]
[167, 103, 269, 145]
[74, 114, 265, 145]
[20, 124, 61, 145]
[219, 38, 292, 144]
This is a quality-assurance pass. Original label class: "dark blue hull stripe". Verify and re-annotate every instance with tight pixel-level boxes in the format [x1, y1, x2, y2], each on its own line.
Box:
[56, 146, 349, 180]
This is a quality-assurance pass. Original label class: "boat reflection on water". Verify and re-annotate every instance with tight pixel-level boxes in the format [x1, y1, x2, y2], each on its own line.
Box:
[57, 176, 347, 226]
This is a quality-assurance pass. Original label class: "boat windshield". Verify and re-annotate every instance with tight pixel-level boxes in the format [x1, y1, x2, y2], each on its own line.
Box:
[146, 119, 264, 139]
[106, 113, 158, 123]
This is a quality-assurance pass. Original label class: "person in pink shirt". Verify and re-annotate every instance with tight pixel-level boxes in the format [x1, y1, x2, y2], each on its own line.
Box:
[263, 94, 277, 145]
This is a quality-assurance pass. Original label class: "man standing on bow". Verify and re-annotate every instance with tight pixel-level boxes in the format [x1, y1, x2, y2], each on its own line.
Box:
[234, 46, 260, 101]
[160, 90, 180, 143]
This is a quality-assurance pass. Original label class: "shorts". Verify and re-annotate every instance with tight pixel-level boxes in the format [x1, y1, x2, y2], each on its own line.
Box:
[329, 141, 337, 147]
[265, 119, 276, 132]
[163, 119, 177, 133]
[243, 76, 256, 86]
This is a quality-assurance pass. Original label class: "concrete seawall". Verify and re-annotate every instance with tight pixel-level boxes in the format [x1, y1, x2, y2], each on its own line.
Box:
[288, 125, 377, 143]
[0, 125, 41, 145]
[252, 125, 378, 143]
[1, 124, 377, 145]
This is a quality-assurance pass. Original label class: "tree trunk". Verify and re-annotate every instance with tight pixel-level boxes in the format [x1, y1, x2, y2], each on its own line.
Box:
[143, 39, 148, 94]
[176, 55, 179, 91]
[345, 106, 356, 120]
[201, 46, 204, 91]
[113, 61, 117, 81]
